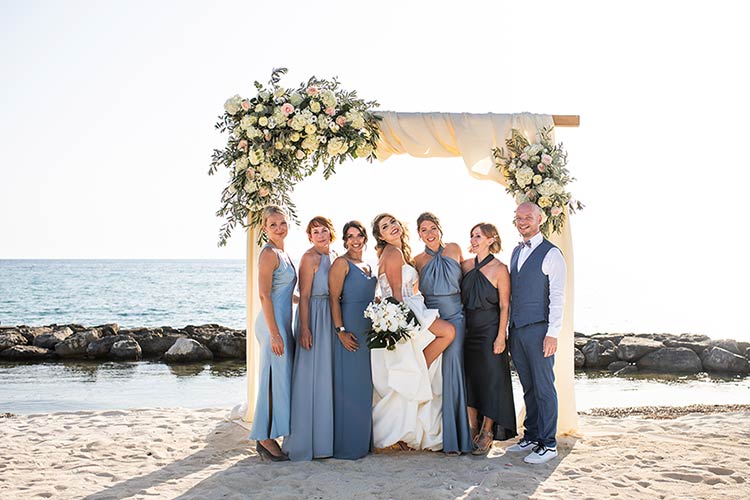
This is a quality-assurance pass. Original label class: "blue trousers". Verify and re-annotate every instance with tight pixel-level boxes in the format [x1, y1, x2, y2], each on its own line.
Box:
[509, 322, 557, 448]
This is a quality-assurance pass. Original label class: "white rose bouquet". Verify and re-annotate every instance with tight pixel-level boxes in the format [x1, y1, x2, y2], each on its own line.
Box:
[493, 127, 583, 235]
[363, 297, 419, 350]
[209, 68, 382, 246]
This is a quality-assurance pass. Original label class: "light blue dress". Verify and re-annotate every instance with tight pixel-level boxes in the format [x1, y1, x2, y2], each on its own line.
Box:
[283, 252, 335, 461]
[249, 244, 297, 441]
[333, 259, 377, 459]
[419, 245, 474, 454]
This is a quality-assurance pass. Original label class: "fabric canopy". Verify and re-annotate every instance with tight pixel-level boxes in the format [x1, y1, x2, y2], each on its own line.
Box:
[244, 111, 578, 436]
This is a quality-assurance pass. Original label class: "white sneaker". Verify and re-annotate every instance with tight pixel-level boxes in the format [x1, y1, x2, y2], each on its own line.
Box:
[506, 439, 536, 452]
[524, 445, 558, 464]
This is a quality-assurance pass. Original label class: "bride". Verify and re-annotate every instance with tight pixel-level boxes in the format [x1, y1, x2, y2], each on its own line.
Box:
[370, 213, 456, 451]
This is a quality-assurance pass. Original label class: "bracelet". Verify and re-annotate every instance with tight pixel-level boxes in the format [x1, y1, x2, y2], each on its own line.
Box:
[336, 326, 346, 333]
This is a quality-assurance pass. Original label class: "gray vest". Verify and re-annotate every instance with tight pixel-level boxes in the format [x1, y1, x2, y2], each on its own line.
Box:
[510, 238, 557, 329]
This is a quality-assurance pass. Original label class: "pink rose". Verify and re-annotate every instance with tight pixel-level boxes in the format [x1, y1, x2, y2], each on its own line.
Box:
[306, 86, 319, 96]
[281, 103, 294, 116]
[246, 168, 255, 180]
[537, 163, 546, 172]
[551, 206, 563, 217]
[241, 100, 250, 111]
[335, 115, 346, 126]
[520, 152, 529, 161]
[258, 187, 270, 197]
[541, 153, 553, 165]
[238, 140, 248, 152]
[325, 107, 336, 116]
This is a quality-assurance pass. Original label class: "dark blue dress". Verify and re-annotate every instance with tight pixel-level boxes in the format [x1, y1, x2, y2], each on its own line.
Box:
[419, 246, 473, 454]
[332, 259, 377, 459]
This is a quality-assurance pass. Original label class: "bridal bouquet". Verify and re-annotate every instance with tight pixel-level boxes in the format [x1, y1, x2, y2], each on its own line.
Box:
[363, 297, 419, 350]
[493, 127, 583, 235]
[209, 68, 381, 246]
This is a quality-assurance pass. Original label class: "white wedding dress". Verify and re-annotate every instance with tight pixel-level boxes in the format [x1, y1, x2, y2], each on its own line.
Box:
[371, 264, 443, 451]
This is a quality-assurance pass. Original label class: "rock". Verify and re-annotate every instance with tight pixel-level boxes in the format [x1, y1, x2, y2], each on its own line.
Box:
[163, 338, 213, 363]
[132, 332, 185, 357]
[574, 338, 589, 351]
[614, 365, 638, 376]
[574, 331, 589, 338]
[608, 361, 629, 373]
[86, 334, 134, 359]
[54, 329, 102, 358]
[52, 324, 87, 333]
[589, 333, 625, 345]
[707, 339, 741, 355]
[0, 345, 55, 360]
[95, 323, 119, 336]
[183, 324, 233, 347]
[700, 347, 750, 374]
[663, 339, 710, 355]
[581, 340, 619, 368]
[745, 347, 750, 360]
[574, 348, 585, 368]
[637, 347, 703, 374]
[0, 331, 27, 351]
[109, 339, 142, 361]
[209, 332, 246, 358]
[616, 336, 663, 362]
[33, 327, 73, 349]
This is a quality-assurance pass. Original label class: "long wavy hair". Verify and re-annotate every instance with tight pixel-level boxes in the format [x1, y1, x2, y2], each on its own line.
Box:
[372, 213, 413, 264]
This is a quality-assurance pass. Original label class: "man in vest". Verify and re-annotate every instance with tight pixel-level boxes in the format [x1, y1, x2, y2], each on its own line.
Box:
[506, 202, 566, 464]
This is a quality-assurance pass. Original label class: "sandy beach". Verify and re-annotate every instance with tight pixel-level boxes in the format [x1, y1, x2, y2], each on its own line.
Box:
[1, 406, 748, 500]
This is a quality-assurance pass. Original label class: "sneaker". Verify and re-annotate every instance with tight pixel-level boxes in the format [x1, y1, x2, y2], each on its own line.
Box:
[506, 439, 536, 452]
[523, 444, 558, 464]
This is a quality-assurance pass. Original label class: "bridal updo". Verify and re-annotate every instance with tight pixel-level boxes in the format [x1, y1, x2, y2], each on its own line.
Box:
[372, 213, 413, 264]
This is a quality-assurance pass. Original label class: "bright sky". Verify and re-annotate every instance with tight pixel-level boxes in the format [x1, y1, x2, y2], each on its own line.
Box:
[2, 0, 748, 340]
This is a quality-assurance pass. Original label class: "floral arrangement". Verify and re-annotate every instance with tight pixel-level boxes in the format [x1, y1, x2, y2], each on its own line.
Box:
[363, 297, 419, 350]
[493, 127, 583, 235]
[209, 68, 381, 246]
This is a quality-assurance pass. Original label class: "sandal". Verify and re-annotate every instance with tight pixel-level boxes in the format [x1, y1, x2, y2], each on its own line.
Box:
[471, 430, 494, 456]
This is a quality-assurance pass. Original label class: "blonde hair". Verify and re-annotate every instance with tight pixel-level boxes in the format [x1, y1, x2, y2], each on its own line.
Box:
[469, 222, 502, 253]
[306, 216, 336, 242]
[416, 212, 443, 239]
[260, 205, 286, 228]
[372, 213, 413, 264]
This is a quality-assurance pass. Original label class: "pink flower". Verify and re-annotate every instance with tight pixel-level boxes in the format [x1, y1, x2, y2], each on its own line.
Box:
[520, 152, 529, 161]
[281, 103, 295, 116]
[240, 100, 250, 111]
[238, 140, 248, 152]
[246, 168, 255, 180]
[525, 189, 537, 201]
[537, 163, 546, 172]
[258, 187, 270, 197]
[306, 86, 319, 96]
[551, 206, 563, 217]
[541, 153, 553, 165]
[335, 115, 346, 126]
[325, 107, 336, 116]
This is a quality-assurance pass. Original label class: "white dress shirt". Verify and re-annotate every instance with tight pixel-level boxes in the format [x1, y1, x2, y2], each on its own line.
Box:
[517, 232, 566, 338]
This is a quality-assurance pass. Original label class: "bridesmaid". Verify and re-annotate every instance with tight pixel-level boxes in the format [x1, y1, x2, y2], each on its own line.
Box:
[283, 216, 337, 461]
[328, 221, 377, 459]
[249, 205, 296, 462]
[460, 222, 517, 456]
[414, 212, 473, 456]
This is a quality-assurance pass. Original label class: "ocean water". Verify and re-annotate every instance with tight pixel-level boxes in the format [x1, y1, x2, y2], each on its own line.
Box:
[0, 260, 247, 329]
[2, 260, 749, 414]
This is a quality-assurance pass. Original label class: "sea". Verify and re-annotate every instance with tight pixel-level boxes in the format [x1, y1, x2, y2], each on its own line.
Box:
[1, 259, 749, 415]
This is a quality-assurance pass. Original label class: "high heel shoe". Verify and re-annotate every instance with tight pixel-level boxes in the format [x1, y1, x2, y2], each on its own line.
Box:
[256, 441, 289, 462]
[471, 430, 494, 456]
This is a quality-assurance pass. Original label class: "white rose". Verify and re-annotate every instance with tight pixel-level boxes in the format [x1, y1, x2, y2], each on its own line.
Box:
[248, 149, 264, 166]
[240, 115, 254, 130]
[514, 166, 534, 188]
[309, 100, 321, 113]
[223, 95, 242, 115]
[235, 156, 249, 171]
[304, 123, 317, 135]
[301, 135, 319, 151]
[258, 116, 269, 127]
[533, 174, 543, 185]
[259, 163, 280, 182]
[243, 181, 257, 193]
[537, 178, 559, 197]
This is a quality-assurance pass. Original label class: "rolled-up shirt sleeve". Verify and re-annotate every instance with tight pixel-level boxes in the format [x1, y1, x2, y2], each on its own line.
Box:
[542, 247, 566, 338]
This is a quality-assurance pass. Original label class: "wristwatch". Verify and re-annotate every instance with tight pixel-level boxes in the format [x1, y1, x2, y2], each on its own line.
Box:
[336, 326, 346, 333]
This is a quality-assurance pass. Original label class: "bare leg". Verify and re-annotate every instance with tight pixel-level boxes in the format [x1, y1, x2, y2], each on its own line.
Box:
[467, 406, 481, 443]
[472, 416, 495, 455]
[423, 318, 455, 368]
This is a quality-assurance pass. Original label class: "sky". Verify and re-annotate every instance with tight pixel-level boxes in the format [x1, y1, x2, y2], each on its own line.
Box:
[2, 0, 749, 341]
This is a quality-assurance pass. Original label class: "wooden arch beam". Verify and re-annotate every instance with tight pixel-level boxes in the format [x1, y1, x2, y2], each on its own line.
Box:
[552, 115, 580, 127]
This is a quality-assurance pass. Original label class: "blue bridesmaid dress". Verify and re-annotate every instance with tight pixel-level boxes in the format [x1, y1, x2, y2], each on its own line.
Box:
[419, 245, 474, 454]
[332, 260, 377, 459]
[249, 244, 297, 442]
[283, 252, 335, 461]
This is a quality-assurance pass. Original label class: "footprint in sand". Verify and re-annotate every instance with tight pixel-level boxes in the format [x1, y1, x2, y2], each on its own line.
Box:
[662, 472, 705, 483]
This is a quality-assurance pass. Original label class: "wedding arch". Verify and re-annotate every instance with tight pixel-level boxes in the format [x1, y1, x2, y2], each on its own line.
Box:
[238, 111, 581, 435]
[210, 70, 580, 435]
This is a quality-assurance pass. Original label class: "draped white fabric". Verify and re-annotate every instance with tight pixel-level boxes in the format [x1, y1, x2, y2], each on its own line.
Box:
[245, 111, 578, 435]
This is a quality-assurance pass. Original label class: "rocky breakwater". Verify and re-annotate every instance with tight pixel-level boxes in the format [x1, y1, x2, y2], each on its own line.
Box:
[574, 332, 750, 376]
[0, 324, 245, 363]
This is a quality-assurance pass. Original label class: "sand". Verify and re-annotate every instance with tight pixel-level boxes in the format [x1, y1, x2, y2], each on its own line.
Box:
[1, 406, 748, 500]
